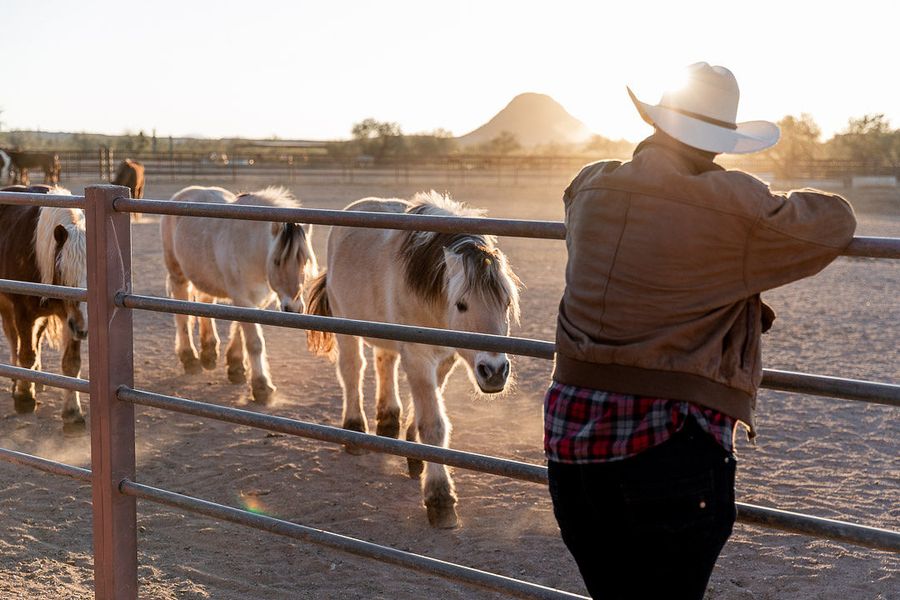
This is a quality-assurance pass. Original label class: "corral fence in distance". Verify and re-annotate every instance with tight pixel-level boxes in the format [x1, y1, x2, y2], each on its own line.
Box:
[0, 185, 898, 599]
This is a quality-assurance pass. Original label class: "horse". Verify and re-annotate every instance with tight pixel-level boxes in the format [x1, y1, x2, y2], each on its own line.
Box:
[161, 186, 318, 403]
[306, 191, 521, 528]
[112, 159, 145, 220]
[5, 151, 61, 185]
[0, 185, 88, 429]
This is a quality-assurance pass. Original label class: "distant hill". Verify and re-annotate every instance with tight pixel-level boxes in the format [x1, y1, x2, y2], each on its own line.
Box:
[457, 93, 594, 149]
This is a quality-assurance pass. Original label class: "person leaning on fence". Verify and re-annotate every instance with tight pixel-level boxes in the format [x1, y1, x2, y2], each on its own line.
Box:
[545, 62, 857, 599]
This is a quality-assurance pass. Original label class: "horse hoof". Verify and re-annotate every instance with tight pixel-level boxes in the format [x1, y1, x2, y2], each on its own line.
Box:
[251, 379, 276, 404]
[200, 349, 218, 370]
[227, 367, 247, 384]
[181, 355, 202, 375]
[426, 505, 460, 529]
[375, 419, 400, 439]
[343, 444, 368, 456]
[62, 419, 87, 435]
[407, 458, 424, 480]
[13, 393, 36, 414]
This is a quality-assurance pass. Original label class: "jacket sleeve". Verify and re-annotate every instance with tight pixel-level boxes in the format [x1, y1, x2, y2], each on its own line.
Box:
[744, 188, 857, 294]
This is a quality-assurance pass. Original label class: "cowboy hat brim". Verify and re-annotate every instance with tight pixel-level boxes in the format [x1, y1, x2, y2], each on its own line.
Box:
[627, 87, 780, 155]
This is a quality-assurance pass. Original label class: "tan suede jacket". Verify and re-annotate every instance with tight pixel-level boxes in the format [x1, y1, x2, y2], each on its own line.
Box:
[553, 135, 857, 433]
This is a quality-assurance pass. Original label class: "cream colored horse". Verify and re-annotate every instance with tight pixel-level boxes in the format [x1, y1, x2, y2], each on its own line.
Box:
[307, 191, 520, 528]
[161, 186, 317, 403]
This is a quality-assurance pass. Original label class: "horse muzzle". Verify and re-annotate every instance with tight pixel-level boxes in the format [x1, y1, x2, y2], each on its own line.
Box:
[68, 318, 88, 340]
[475, 359, 510, 394]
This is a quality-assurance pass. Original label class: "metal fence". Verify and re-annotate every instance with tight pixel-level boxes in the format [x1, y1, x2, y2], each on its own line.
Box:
[0, 185, 898, 599]
[49, 148, 900, 186]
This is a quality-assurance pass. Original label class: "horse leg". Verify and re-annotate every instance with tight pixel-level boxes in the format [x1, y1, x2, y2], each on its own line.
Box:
[167, 273, 201, 374]
[406, 355, 457, 478]
[196, 292, 220, 370]
[239, 320, 275, 404]
[12, 311, 37, 413]
[335, 334, 367, 453]
[1, 312, 19, 396]
[374, 347, 401, 438]
[225, 321, 246, 383]
[33, 319, 47, 392]
[60, 325, 85, 430]
[404, 352, 458, 529]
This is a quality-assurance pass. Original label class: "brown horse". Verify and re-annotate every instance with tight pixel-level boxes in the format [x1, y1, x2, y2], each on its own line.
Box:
[0, 185, 87, 429]
[112, 159, 146, 221]
[5, 150, 61, 185]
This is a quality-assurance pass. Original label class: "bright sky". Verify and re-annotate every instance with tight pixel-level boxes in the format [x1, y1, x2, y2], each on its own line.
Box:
[2, 0, 897, 143]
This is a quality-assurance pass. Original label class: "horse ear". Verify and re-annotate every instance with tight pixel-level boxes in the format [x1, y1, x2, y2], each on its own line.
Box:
[54, 224, 68, 246]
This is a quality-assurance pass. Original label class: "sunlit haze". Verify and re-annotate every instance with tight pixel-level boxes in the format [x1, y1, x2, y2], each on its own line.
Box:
[2, 0, 897, 142]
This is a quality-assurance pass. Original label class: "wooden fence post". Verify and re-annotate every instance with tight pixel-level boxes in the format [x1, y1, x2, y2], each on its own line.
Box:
[85, 184, 137, 599]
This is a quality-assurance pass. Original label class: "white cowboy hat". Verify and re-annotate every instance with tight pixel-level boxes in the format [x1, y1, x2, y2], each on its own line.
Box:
[627, 62, 780, 154]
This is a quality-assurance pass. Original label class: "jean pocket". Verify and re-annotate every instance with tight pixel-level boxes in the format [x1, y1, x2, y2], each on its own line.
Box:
[621, 468, 718, 535]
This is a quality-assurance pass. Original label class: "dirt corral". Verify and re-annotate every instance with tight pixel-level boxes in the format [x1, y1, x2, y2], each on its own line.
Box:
[1, 174, 898, 599]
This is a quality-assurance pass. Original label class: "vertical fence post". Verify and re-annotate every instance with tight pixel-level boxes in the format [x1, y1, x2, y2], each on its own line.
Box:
[86, 184, 137, 599]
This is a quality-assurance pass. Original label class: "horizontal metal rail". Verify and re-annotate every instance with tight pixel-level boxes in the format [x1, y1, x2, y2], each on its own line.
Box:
[0, 363, 91, 394]
[119, 387, 900, 553]
[120, 293, 900, 407]
[762, 369, 900, 408]
[119, 293, 554, 360]
[118, 387, 547, 483]
[115, 197, 567, 240]
[736, 503, 900, 553]
[0, 448, 92, 483]
[118, 479, 588, 600]
[0, 191, 85, 209]
[0, 279, 88, 302]
[113, 197, 900, 259]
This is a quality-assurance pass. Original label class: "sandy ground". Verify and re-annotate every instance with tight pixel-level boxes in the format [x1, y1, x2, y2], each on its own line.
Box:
[0, 172, 898, 599]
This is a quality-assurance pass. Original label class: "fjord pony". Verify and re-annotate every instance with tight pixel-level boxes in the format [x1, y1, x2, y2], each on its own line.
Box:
[306, 191, 520, 528]
[161, 186, 317, 403]
[0, 185, 87, 428]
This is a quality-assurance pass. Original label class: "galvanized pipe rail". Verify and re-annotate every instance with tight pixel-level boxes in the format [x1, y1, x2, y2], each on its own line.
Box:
[0, 279, 88, 303]
[0, 448, 584, 600]
[117, 386, 900, 553]
[114, 196, 900, 259]
[0, 191, 85, 209]
[120, 293, 900, 407]
[0, 363, 90, 394]
[118, 479, 590, 600]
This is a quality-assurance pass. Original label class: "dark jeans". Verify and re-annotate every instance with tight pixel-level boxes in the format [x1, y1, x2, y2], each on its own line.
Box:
[548, 420, 736, 600]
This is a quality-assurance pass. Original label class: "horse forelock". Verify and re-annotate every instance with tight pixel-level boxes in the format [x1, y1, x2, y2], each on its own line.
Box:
[35, 207, 86, 288]
[273, 221, 317, 275]
[398, 199, 519, 318]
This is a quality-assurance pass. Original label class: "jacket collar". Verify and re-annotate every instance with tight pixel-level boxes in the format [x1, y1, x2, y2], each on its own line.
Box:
[633, 133, 724, 175]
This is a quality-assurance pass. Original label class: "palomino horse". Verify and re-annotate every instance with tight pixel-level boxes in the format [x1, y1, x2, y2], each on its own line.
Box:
[0, 185, 88, 428]
[5, 150, 61, 185]
[306, 191, 521, 528]
[161, 186, 318, 403]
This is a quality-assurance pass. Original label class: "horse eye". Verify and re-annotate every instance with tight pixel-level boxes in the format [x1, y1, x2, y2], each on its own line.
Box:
[456, 301, 468, 312]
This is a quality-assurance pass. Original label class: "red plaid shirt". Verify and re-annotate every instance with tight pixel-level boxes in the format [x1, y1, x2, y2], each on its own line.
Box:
[544, 381, 736, 463]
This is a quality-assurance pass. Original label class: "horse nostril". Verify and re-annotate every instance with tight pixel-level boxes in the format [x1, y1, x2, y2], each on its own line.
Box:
[500, 362, 510, 378]
[477, 364, 492, 380]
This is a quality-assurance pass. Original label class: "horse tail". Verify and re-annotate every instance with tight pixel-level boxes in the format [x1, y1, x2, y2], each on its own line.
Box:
[305, 270, 336, 359]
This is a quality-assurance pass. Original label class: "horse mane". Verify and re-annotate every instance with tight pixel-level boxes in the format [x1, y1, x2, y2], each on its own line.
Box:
[397, 191, 520, 320]
[235, 186, 299, 208]
[35, 205, 86, 288]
